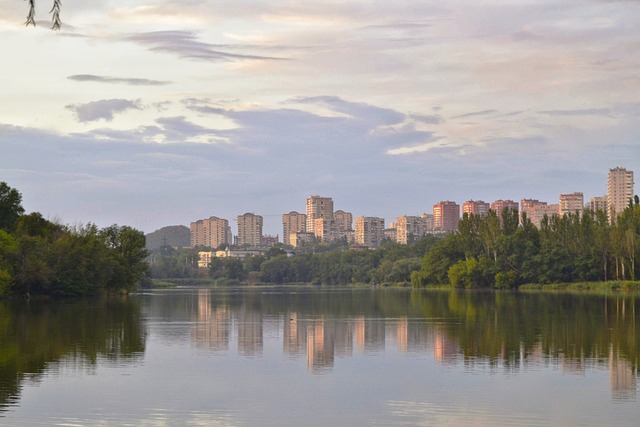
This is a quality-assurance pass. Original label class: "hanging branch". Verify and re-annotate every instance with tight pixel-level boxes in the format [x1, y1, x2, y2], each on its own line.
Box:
[50, 0, 61, 30]
[25, 0, 36, 26]
[24, 0, 62, 30]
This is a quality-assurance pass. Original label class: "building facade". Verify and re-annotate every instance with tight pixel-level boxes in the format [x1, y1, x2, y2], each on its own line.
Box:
[237, 213, 263, 246]
[433, 201, 460, 232]
[306, 196, 334, 235]
[334, 210, 353, 233]
[355, 216, 385, 248]
[190, 216, 232, 248]
[608, 167, 634, 221]
[520, 199, 559, 228]
[462, 200, 490, 216]
[314, 218, 339, 242]
[590, 195, 608, 215]
[559, 192, 584, 216]
[282, 211, 306, 246]
[490, 199, 519, 216]
[396, 215, 428, 244]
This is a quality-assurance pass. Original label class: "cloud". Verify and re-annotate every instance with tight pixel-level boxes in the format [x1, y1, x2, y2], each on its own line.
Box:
[66, 99, 142, 122]
[538, 108, 613, 117]
[451, 110, 497, 120]
[409, 113, 440, 125]
[68, 74, 172, 86]
[126, 30, 289, 62]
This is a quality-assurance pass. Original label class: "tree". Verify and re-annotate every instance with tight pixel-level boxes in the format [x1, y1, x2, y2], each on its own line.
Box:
[0, 182, 25, 231]
[25, 0, 61, 30]
[100, 225, 148, 292]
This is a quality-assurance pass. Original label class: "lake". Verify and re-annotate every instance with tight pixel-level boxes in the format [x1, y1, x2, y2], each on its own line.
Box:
[1, 287, 638, 426]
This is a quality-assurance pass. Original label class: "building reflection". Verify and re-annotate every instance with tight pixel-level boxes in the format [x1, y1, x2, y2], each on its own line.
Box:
[306, 318, 335, 371]
[610, 348, 636, 401]
[191, 289, 230, 351]
[237, 307, 263, 356]
[185, 293, 638, 399]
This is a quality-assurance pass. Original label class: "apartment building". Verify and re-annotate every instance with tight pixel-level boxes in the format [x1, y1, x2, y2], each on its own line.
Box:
[520, 199, 559, 228]
[608, 167, 634, 221]
[282, 211, 306, 246]
[355, 216, 385, 248]
[559, 192, 584, 216]
[590, 195, 608, 215]
[334, 210, 353, 233]
[396, 215, 428, 244]
[490, 199, 519, 216]
[306, 196, 333, 235]
[433, 201, 460, 232]
[462, 200, 490, 216]
[314, 218, 339, 242]
[190, 216, 232, 248]
[237, 213, 263, 246]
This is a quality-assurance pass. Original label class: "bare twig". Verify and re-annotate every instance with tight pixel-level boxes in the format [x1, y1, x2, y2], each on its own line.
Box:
[50, 0, 61, 30]
[24, 0, 62, 30]
[25, 0, 36, 27]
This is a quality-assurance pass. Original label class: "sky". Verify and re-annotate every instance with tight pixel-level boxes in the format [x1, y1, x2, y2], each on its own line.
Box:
[1, 0, 640, 236]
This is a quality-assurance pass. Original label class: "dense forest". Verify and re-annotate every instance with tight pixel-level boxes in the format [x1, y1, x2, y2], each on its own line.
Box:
[149, 199, 640, 289]
[0, 182, 147, 297]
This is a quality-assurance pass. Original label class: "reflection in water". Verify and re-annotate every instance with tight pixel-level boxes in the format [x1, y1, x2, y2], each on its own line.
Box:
[179, 288, 638, 399]
[0, 297, 146, 413]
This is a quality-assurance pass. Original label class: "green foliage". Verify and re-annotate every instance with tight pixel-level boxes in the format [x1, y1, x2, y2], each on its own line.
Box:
[0, 184, 149, 297]
[0, 183, 25, 231]
[413, 203, 640, 288]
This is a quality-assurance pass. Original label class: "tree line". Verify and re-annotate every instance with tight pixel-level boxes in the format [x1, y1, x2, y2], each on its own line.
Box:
[0, 182, 147, 297]
[148, 238, 439, 286]
[411, 200, 640, 288]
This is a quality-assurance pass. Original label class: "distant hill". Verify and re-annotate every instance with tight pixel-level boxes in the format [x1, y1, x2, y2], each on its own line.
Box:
[145, 225, 190, 250]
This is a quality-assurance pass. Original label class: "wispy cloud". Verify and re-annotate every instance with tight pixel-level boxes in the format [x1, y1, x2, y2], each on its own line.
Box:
[68, 74, 172, 86]
[66, 99, 142, 122]
[538, 108, 612, 117]
[451, 110, 497, 120]
[126, 31, 289, 62]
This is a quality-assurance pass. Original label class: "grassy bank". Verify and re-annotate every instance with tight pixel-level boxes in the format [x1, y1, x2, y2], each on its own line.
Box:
[519, 281, 640, 293]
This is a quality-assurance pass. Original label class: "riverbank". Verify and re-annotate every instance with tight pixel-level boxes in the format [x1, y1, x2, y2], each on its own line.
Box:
[519, 280, 640, 292]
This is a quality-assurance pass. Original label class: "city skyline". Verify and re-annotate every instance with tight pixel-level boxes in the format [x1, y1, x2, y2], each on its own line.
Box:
[2, 1, 640, 237]
[189, 166, 633, 246]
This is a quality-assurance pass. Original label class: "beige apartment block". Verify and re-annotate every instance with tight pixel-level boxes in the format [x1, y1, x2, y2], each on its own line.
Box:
[190, 216, 232, 248]
[433, 201, 460, 232]
[559, 192, 584, 216]
[420, 213, 434, 231]
[462, 200, 490, 216]
[237, 212, 264, 246]
[334, 210, 353, 232]
[520, 199, 559, 228]
[490, 199, 519, 216]
[306, 195, 333, 234]
[282, 211, 306, 246]
[590, 195, 608, 215]
[396, 215, 429, 244]
[607, 166, 634, 221]
[290, 232, 315, 248]
[355, 216, 385, 248]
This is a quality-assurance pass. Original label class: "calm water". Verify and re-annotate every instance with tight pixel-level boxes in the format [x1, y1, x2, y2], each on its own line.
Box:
[1, 287, 639, 426]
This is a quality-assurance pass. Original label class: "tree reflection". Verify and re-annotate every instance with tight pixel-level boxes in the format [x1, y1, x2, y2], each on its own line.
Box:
[0, 297, 146, 412]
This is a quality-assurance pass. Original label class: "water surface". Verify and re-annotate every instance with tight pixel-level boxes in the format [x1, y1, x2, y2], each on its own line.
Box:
[1, 287, 638, 426]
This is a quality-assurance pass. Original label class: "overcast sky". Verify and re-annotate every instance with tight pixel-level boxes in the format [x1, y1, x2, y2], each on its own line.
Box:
[2, 0, 639, 236]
